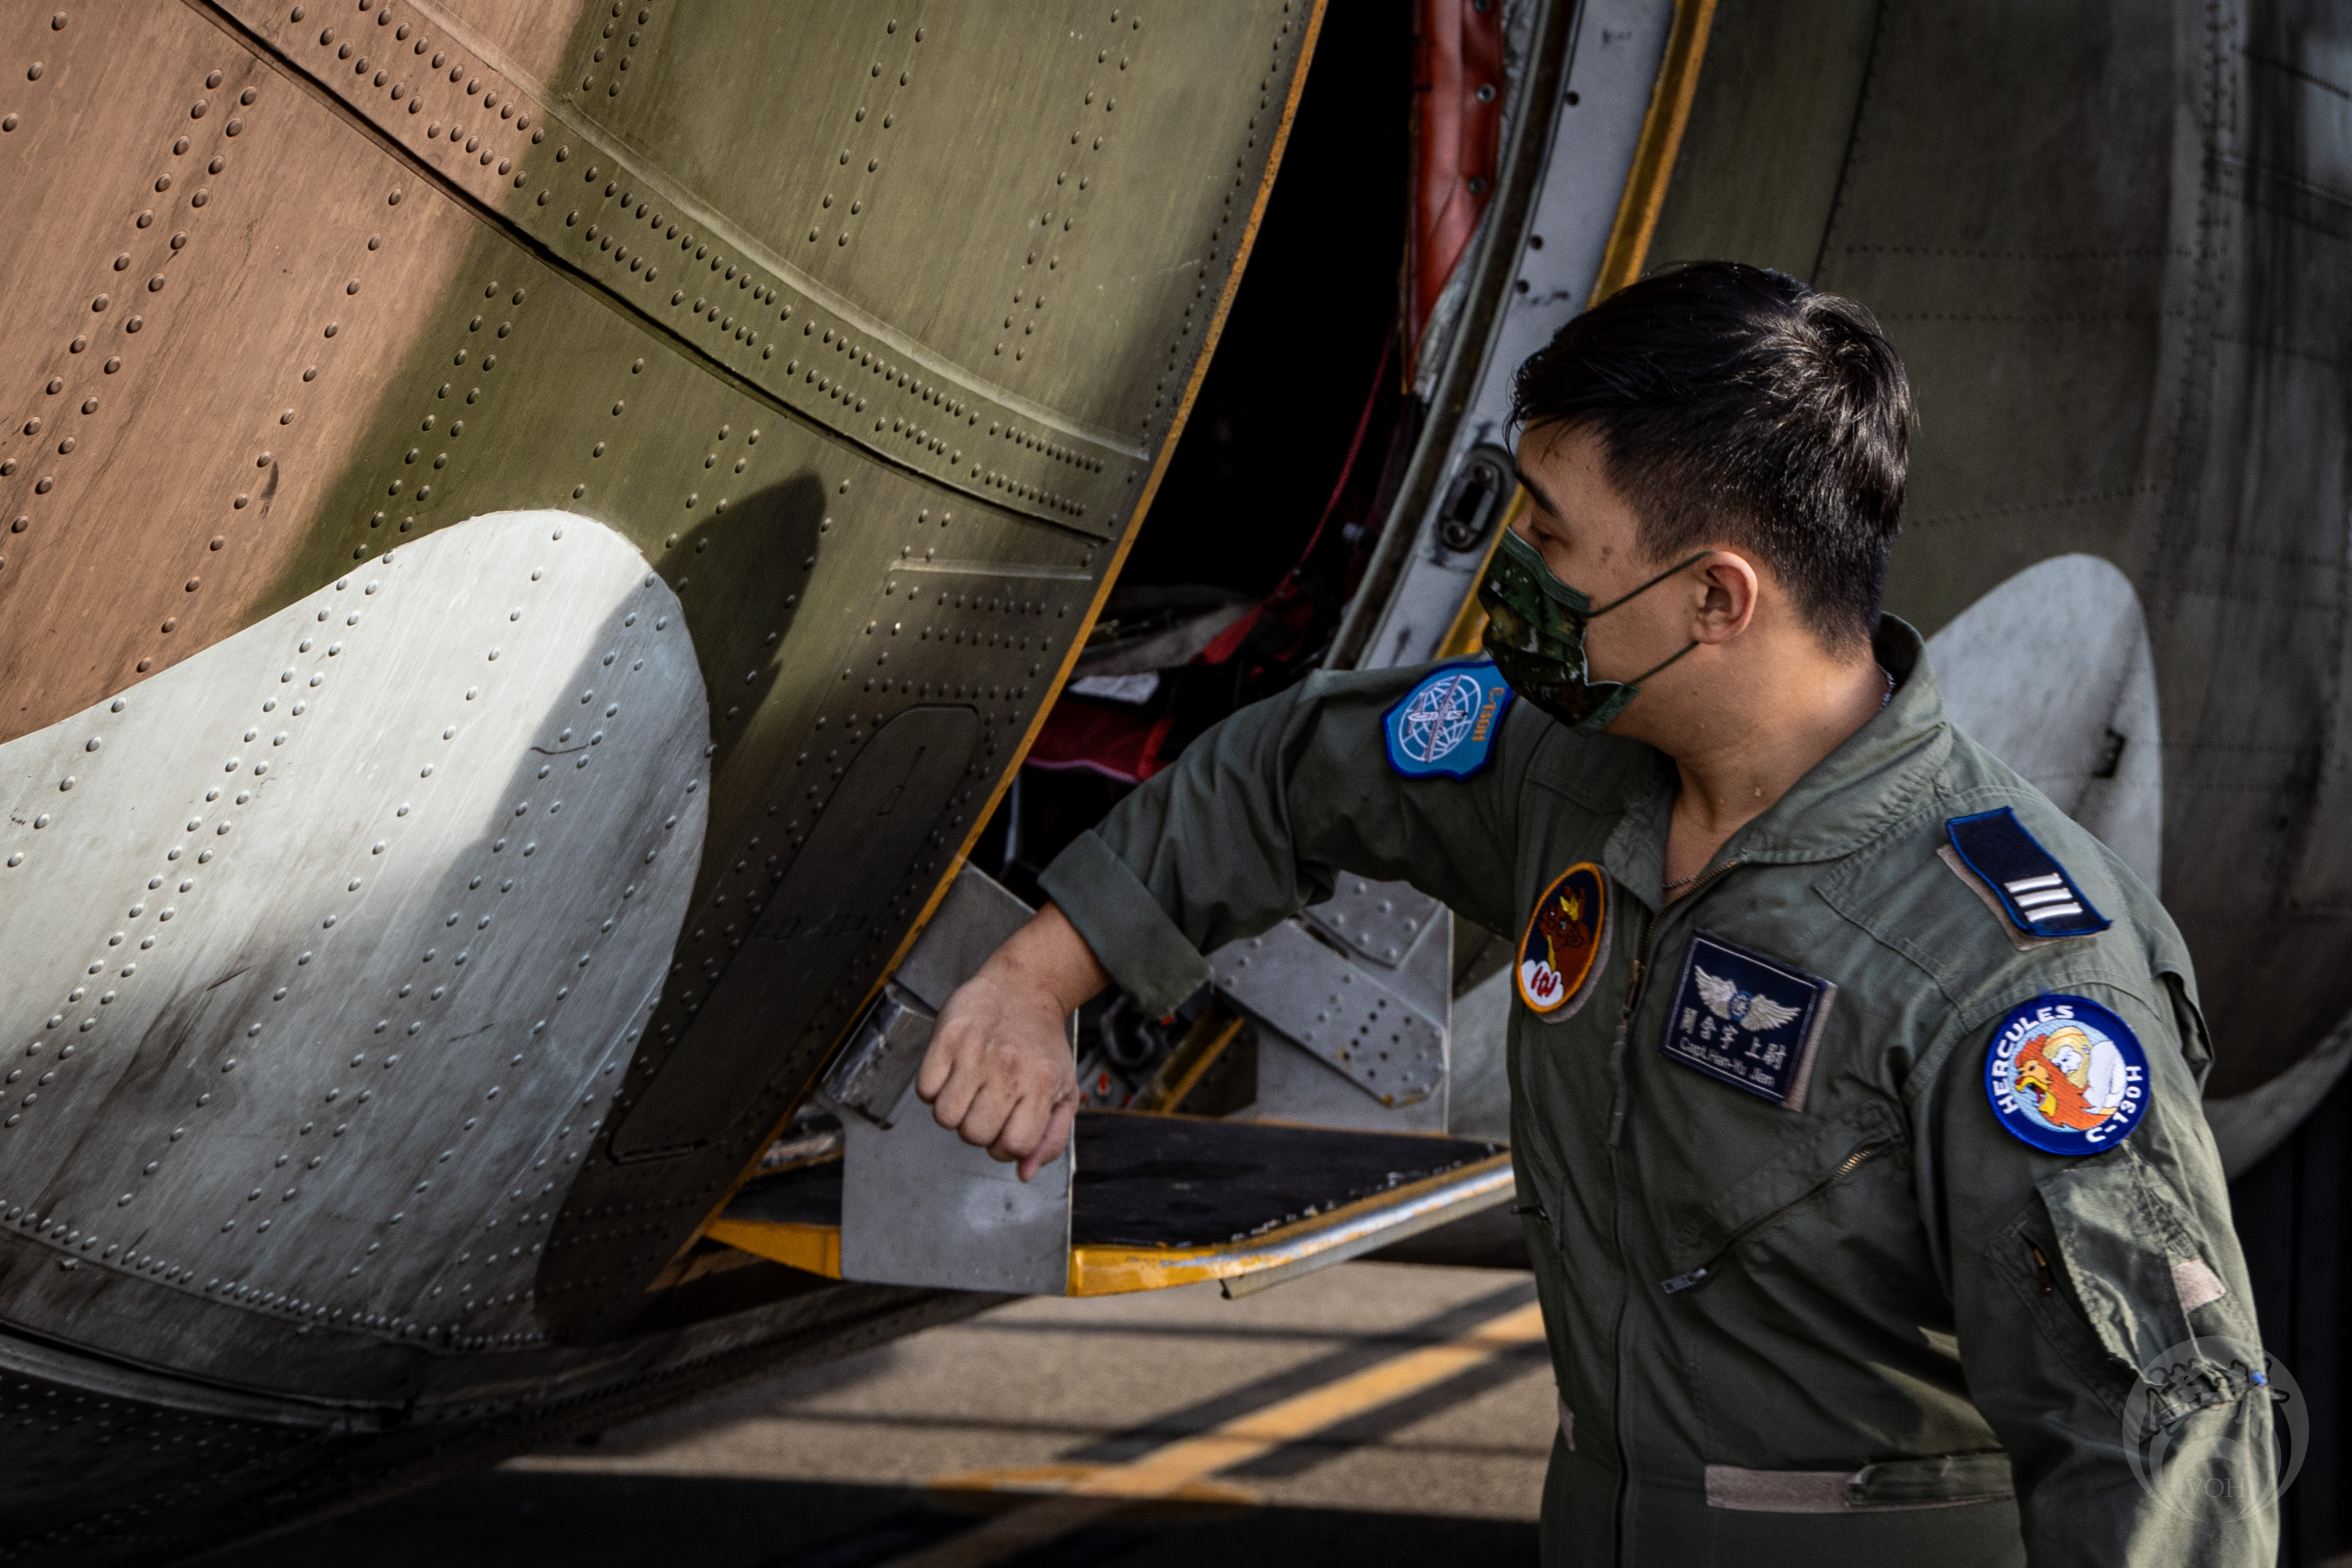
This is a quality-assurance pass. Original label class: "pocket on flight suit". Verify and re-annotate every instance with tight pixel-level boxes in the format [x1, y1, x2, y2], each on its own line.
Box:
[1656, 1114, 1903, 1295]
[1996, 1144, 2245, 1427]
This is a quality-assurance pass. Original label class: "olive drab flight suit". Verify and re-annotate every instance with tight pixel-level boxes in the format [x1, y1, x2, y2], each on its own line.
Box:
[1038, 618, 2277, 1568]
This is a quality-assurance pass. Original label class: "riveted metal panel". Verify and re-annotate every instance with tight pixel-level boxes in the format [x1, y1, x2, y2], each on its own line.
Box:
[0, 510, 703, 1355]
[612, 703, 981, 1158]
[217, 0, 1250, 535]
[1302, 875, 1446, 969]
[0, 0, 1320, 1539]
[537, 1, 1303, 449]
[1212, 921, 1446, 1106]
[0, 1345, 345, 1557]
[0, 1, 487, 743]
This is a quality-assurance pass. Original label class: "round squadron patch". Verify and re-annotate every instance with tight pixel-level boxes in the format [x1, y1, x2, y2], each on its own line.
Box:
[1382, 660, 1514, 780]
[1983, 994, 2149, 1154]
[1516, 862, 1608, 1020]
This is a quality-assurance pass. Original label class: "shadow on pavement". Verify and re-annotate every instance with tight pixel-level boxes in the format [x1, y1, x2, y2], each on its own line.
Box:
[201, 1469, 1539, 1568]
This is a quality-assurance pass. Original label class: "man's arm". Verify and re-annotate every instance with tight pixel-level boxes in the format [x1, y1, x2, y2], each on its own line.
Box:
[916, 904, 1104, 1181]
[1928, 978, 2279, 1566]
[918, 662, 1538, 1175]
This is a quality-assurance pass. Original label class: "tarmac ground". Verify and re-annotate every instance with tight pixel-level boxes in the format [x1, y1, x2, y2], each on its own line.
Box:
[209, 1261, 1552, 1568]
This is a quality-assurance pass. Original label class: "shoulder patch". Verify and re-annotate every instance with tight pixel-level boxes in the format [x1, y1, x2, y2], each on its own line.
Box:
[1984, 994, 2149, 1154]
[1656, 930, 1837, 1112]
[1944, 807, 2111, 941]
[1383, 659, 1514, 780]
[1516, 862, 1609, 1020]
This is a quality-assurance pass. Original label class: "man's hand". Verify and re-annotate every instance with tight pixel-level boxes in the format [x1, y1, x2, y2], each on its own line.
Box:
[915, 902, 1109, 1181]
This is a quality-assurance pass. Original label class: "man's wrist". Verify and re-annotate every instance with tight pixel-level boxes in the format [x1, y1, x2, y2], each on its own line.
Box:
[991, 904, 1111, 1019]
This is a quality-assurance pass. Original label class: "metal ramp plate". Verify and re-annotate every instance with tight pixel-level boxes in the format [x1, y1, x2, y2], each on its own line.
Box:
[706, 1111, 1511, 1298]
[1212, 919, 1447, 1106]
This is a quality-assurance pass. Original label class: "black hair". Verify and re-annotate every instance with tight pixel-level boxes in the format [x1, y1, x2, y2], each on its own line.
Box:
[1509, 261, 1910, 653]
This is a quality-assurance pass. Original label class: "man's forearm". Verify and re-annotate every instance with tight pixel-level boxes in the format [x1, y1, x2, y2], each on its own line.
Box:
[989, 903, 1111, 1016]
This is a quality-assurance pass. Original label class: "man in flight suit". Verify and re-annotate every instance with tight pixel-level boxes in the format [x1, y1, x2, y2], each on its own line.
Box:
[915, 263, 2278, 1565]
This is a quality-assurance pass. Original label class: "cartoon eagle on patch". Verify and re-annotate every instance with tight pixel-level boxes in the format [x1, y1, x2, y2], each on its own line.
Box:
[1694, 969, 1801, 1033]
[2013, 1024, 2129, 1132]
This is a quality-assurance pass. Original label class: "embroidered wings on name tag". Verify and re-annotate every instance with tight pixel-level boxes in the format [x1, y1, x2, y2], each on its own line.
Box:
[1658, 930, 1837, 1112]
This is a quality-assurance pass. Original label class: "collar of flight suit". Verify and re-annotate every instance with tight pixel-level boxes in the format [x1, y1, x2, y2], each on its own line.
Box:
[1598, 616, 1952, 905]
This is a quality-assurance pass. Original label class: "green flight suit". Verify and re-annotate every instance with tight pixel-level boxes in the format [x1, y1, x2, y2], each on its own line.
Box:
[1038, 617, 2278, 1567]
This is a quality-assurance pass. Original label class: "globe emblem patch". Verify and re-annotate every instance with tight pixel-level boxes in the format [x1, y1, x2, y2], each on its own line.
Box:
[1983, 994, 2149, 1154]
[1382, 660, 1514, 780]
[1400, 673, 1484, 764]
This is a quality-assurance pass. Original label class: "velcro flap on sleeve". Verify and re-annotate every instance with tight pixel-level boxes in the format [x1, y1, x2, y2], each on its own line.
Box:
[2036, 1147, 2198, 1377]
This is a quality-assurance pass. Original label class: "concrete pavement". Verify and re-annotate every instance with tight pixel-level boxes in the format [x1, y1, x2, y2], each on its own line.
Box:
[213, 1261, 1552, 1567]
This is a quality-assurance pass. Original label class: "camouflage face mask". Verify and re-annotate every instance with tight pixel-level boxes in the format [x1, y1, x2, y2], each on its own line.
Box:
[1477, 528, 1707, 733]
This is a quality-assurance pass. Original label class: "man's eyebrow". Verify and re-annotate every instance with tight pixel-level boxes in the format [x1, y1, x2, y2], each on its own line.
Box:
[1513, 464, 1568, 524]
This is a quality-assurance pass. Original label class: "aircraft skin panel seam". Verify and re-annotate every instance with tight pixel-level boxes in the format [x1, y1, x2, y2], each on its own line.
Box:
[207, 0, 1141, 539]
[666, 0, 1339, 1266]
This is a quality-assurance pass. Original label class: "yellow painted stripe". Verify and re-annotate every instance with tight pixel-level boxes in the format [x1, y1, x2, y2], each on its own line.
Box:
[898, 1299, 1548, 1568]
[1071, 1301, 1545, 1495]
[703, 1217, 840, 1279]
[1064, 1152, 1515, 1295]
[1433, 486, 1530, 660]
[1588, 0, 1719, 305]
[706, 1151, 1514, 1296]
[932, 1463, 1260, 1506]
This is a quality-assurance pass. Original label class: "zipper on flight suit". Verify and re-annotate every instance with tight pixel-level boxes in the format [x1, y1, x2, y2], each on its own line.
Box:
[1603, 858, 1741, 1564]
[1658, 1139, 1894, 1293]
[1608, 860, 1742, 1148]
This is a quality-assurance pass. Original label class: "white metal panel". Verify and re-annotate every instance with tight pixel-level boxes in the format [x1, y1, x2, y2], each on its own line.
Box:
[0, 510, 707, 1350]
[1363, 0, 1679, 672]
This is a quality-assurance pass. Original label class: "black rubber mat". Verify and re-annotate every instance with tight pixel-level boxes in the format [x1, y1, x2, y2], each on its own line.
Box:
[722, 1114, 1500, 1252]
[1070, 1113, 1499, 1249]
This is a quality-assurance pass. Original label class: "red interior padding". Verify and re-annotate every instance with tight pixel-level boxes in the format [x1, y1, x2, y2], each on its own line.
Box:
[1026, 700, 1180, 786]
[1408, 0, 1506, 355]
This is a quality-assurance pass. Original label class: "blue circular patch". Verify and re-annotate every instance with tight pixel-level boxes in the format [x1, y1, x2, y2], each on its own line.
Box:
[1983, 994, 2150, 1155]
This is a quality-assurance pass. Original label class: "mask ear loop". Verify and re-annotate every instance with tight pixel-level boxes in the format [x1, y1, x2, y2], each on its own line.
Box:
[1584, 550, 1715, 616]
[1577, 552, 1712, 715]
[1620, 636, 1700, 688]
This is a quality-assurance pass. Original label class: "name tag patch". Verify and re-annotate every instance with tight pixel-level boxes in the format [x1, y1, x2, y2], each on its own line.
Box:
[1383, 659, 1514, 780]
[1984, 994, 2149, 1154]
[1945, 807, 2110, 940]
[1516, 861, 1609, 1020]
[1658, 931, 1836, 1111]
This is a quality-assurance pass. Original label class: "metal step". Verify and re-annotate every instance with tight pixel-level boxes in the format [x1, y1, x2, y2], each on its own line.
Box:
[708, 1112, 1511, 1299]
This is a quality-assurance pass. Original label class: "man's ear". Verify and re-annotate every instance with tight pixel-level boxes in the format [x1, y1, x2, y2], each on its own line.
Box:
[1691, 552, 1760, 645]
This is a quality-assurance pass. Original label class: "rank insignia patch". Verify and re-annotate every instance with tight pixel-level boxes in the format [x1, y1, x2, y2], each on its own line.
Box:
[1383, 659, 1514, 780]
[1658, 931, 1837, 1111]
[1984, 994, 2148, 1154]
[1944, 807, 2111, 940]
[1516, 862, 1608, 1020]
